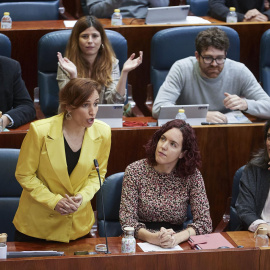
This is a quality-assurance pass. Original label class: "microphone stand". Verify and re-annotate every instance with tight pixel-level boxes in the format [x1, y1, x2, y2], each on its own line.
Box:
[93, 159, 110, 254]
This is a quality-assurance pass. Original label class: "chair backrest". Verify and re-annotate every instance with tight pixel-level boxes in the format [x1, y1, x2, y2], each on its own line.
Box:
[0, 0, 59, 21]
[0, 33, 11, 57]
[260, 29, 270, 96]
[151, 25, 240, 99]
[0, 148, 22, 241]
[190, 0, 209, 16]
[96, 172, 193, 237]
[38, 29, 128, 117]
[96, 172, 124, 237]
[228, 165, 245, 231]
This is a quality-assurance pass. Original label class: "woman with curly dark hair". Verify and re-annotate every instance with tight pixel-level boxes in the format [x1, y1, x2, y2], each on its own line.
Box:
[119, 120, 212, 248]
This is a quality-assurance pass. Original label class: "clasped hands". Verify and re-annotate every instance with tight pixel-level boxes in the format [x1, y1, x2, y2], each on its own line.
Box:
[206, 92, 248, 123]
[55, 194, 83, 215]
[157, 227, 177, 248]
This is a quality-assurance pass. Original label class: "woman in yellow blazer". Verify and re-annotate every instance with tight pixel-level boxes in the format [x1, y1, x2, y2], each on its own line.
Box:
[13, 78, 111, 243]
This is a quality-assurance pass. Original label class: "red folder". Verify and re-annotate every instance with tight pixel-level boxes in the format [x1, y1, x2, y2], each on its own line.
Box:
[188, 233, 235, 250]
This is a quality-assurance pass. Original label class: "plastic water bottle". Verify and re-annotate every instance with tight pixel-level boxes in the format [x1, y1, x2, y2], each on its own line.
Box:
[175, 109, 187, 121]
[111, 9, 122, 26]
[0, 111, 3, 132]
[255, 227, 269, 247]
[1, 12, 12, 29]
[226, 7, 237, 23]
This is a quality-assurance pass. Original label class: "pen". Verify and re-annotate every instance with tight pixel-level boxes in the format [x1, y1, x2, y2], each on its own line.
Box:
[201, 122, 254, 125]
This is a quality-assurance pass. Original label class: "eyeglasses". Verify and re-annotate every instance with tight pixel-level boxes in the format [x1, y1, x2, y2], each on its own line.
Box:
[199, 54, 226, 65]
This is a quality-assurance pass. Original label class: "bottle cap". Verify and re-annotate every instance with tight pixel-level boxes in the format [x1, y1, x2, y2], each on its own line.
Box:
[257, 227, 268, 235]
[0, 233, 7, 243]
[114, 9, 120, 13]
[178, 109, 185, 113]
[4, 12, 10, 16]
[124, 227, 134, 234]
[229, 7, 236, 12]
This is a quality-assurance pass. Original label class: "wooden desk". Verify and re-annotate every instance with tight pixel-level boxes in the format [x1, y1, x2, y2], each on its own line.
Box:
[1, 19, 269, 115]
[0, 120, 264, 228]
[0, 232, 260, 270]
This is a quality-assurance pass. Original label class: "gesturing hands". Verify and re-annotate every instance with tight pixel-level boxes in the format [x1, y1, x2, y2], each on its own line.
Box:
[57, 52, 77, 79]
[122, 51, 143, 73]
[55, 194, 83, 215]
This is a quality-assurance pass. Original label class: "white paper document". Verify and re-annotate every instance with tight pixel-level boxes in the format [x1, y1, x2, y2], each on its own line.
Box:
[64, 20, 77, 28]
[137, 242, 183, 252]
[185, 16, 211, 24]
[225, 111, 252, 124]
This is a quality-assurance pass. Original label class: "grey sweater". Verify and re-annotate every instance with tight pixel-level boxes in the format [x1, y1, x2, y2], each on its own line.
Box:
[152, 57, 270, 119]
[86, 0, 169, 18]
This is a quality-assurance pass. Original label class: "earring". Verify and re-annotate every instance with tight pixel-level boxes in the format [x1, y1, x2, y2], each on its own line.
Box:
[65, 111, 72, 120]
[100, 44, 104, 50]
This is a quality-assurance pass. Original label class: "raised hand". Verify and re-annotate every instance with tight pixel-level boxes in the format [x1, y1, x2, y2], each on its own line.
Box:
[122, 51, 143, 73]
[57, 52, 77, 79]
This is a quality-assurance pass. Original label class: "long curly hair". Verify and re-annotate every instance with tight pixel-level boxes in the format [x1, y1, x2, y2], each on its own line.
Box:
[144, 120, 201, 177]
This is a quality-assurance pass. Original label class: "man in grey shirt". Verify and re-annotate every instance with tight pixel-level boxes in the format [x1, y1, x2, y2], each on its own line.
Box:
[152, 27, 270, 123]
[85, 0, 169, 18]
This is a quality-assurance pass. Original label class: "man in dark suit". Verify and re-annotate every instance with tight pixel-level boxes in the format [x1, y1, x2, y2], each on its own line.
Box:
[0, 56, 35, 129]
[209, 0, 270, 22]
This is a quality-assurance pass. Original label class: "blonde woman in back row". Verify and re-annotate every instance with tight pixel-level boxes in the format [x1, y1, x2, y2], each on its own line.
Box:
[57, 15, 143, 104]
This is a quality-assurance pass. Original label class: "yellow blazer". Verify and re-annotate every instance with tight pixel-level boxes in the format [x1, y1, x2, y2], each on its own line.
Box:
[13, 114, 111, 243]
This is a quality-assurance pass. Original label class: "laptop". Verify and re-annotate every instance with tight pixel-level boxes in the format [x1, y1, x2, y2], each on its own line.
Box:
[96, 104, 124, 128]
[158, 104, 209, 126]
[145, 5, 190, 25]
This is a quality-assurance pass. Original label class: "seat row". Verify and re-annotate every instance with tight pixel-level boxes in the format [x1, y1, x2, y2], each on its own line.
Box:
[1, 25, 270, 119]
[0, 148, 244, 241]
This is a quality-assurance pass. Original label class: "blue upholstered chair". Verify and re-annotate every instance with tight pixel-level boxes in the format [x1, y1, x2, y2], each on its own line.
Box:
[96, 172, 124, 237]
[190, 0, 209, 16]
[0, 0, 61, 21]
[215, 165, 245, 232]
[0, 148, 22, 241]
[96, 172, 193, 237]
[0, 33, 11, 57]
[150, 26, 240, 100]
[260, 29, 270, 96]
[37, 29, 128, 118]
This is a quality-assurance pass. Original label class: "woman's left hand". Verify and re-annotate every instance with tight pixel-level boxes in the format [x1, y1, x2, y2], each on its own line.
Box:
[122, 51, 143, 73]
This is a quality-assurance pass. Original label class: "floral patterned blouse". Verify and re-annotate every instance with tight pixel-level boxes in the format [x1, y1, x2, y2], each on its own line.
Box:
[119, 159, 212, 237]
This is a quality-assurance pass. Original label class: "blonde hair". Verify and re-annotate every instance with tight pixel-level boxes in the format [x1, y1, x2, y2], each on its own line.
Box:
[65, 15, 115, 87]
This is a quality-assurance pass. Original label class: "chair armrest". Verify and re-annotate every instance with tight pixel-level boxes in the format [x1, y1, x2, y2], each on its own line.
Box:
[89, 211, 99, 238]
[127, 84, 144, 117]
[214, 197, 231, 233]
[34, 87, 45, 120]
[145, 83, 153, 114]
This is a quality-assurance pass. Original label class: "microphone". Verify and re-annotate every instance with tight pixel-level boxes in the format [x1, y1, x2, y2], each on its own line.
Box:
[93, 159, 110, 254]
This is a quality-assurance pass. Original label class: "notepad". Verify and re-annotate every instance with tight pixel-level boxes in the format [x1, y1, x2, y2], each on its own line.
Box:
[188, 233, 235, 250]
[137, 242, 183, 252]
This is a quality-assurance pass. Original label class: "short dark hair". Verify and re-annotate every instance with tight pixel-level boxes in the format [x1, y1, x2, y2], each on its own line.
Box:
[59, 78, 101, 113]
[195, 27, 230, 55]
[249, 120, 270, 169]
[144, 119, 201, 177]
